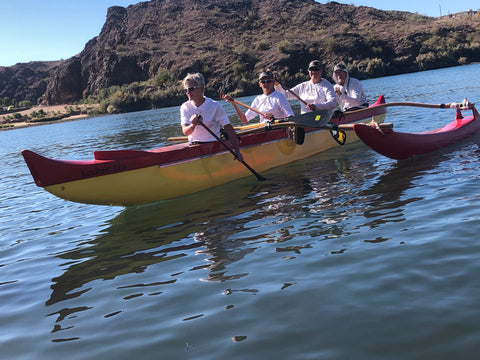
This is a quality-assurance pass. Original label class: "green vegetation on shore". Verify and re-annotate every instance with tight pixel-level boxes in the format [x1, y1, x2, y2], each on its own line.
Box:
[0, 105, 94, 127]
[83, 69, 185, 114]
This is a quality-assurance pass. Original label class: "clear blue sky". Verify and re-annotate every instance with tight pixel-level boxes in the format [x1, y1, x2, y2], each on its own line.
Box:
[0, 1, 137, 67]
[1, 0, 478, 67]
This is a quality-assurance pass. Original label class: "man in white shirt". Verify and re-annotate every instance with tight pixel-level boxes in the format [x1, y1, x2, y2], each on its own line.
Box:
[180, 72, 243, 161]
[275, 60, 337, 114]
[226, 71, 294, 123]
[332, 63, 368, 112]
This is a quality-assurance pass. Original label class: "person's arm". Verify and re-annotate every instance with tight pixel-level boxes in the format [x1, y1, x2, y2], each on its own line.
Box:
[274, 83, 294, 101]
[276, 92, 294, 118]
[232, 102, 248, 123]
[223, 123, 243, 161]
[224, 95, 248, 123]
[275, 81, 306, 104]
[181, 114, 200, 135]
[214, 102, 244, 161]
[339, 79, 367, 108]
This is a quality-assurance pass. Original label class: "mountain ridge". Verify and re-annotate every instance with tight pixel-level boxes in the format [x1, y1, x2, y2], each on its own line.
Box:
[1, 0, 479, 108]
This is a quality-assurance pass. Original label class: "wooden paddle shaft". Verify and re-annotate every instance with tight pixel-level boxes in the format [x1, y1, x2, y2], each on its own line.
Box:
[220, 92, 268, 117]
[278, 83, 308, 106]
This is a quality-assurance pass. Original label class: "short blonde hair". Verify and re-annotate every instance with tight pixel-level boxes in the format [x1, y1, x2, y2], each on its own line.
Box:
[183, 73, 205, 87]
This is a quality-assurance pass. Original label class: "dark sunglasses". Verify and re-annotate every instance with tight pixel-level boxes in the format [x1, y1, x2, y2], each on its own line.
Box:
[309, 67, 321, 72]
[184, 86, 201, 93]
[260, 79, 273, 84]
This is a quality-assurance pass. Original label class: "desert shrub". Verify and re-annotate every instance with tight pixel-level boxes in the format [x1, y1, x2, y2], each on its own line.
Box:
[256, 41, 270, 51]
[30, 109, 46, 118]
[416, 52, 437, 69]
[153, 68, 174, 87]
[324, 37, 337, 52]
[232, 63, 247, 75]
[1, 97, 13, 107]
[18, 100, 32, 108]
[278, 40, 291, 54]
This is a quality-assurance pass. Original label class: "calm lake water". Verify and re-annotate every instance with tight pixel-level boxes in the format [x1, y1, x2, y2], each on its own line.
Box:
[2, 64, 480, 360]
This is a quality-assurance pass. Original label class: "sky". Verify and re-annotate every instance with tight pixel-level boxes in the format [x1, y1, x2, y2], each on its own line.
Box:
[1, 0, 479, 67]
[0, 1, 138, 67]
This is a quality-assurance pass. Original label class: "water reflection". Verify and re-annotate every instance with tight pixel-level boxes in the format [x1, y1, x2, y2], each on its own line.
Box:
[358, 133, 480, 236]
[43, 133, 480, 338]
[359, 161, 424, 229]
[43, 157, 345, 308]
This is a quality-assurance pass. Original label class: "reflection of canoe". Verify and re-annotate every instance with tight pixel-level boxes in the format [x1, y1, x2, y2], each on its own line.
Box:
[354, 106, 480, 160]
[22, 96, 387, 206]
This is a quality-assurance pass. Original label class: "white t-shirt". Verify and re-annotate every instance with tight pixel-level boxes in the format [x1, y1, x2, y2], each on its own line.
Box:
[245, 91, 294, 122]
[333, 77, 368, 111]
[276, 79, 337, 113]
[180, 97, 230, 143]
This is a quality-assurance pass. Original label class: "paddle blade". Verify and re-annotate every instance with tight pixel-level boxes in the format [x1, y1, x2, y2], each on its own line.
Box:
[286, 109, 334, 128]
[330, 129, 347, 145]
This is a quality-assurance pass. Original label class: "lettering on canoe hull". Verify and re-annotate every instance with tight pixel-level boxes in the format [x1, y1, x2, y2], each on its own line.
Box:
[80, 163, 128, 178]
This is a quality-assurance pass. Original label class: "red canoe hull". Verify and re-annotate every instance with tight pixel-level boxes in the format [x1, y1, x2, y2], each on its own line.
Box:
[353, 107, 480, 160]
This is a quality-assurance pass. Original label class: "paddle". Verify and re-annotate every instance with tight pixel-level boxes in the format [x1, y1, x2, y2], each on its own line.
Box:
[220, 91, 268, 117]
[281, 109, 334, 127]
[220, 91, 334, 128]
[196, 118, 266, 181]
[276, 81, 308, 106]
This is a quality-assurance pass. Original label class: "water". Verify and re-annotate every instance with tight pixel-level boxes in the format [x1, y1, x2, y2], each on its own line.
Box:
[1, 64, 480, 360]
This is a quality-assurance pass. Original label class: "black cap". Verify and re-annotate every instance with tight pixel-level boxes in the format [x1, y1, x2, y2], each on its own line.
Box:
[308, 60, 323, 70]
[258, 71, 273, 80]
[334, 63, 347, 72]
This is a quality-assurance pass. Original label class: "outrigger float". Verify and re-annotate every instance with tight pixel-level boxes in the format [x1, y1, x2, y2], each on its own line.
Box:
[354, 100, 479, 160]
[22, 95, 389, 206]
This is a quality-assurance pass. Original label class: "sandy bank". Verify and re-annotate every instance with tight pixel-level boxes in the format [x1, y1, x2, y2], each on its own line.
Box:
[0, 104, 98, 130]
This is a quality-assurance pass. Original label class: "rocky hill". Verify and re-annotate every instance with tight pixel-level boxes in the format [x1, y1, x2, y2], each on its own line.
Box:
[0, 61, 61, 104]
[1, 0, 480, 107]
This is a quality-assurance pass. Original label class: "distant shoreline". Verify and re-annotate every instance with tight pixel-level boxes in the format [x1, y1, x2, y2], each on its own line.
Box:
[0, 104, 97, 131]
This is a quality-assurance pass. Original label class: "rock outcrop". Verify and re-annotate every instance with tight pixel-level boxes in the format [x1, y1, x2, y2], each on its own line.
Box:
[1, 0, 479, 105]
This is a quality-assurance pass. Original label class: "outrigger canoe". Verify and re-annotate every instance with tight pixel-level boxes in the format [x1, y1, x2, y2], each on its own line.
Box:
[22, 95, 387, 206]
[353, 105, 480, 160]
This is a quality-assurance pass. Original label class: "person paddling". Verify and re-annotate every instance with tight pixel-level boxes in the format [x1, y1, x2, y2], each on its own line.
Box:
[274, 60, 337, 114]
[224, 71, 294, 124]
[180, 72, 243, 161]
[332, 63, 368, 112]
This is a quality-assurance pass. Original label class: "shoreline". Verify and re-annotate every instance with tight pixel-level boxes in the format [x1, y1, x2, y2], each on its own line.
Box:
[0, 104, 97, 131]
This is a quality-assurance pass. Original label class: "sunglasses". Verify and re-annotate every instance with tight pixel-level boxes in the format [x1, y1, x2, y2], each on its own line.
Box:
[309, 68, 321, 72]
[260, 79, 273, 84]
[184, 86, 201, 93]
